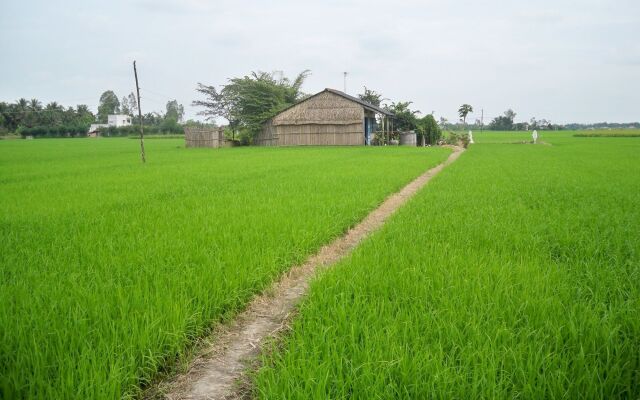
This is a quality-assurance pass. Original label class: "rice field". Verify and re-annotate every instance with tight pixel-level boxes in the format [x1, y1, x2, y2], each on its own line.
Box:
[0, 139, 451, 399]
[254, 133, 640, 398]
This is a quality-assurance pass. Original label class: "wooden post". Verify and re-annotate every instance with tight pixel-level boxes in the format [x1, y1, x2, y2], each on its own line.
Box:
[384, 115, 388, 145]
[385, 115, 388, 145]
[133, 61, 146, 163]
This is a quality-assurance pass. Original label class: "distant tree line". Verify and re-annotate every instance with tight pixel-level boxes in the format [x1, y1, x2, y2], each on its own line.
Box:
[0, 99, 95, 136]
[564, 122, 640, 130]
[0, 91, 190, 137]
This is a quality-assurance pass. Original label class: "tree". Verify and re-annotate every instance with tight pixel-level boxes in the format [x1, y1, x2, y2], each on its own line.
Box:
[22, 98, 43, 127]
[193, 69, 311, 139]
[418, 114, 442, 145]
[121, 96, 131, 116]
[165, 100, 184, 122]
[458, 104, 473, 125]
[0, 97, 96, 135]
[127, 93, 138, 115]
[43, 102, 65, 127]
[386, 101, 419, 132]
[488, 109, 517, 131]
[76, 104, 95, 125]
[28, 99, 42, 112]
[439, 117, 449, 130]
[358, 86, 384, 107]
[97, 90, 120, 123]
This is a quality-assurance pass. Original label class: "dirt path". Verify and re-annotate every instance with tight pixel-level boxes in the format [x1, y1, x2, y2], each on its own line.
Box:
[160, 146, 465, 400]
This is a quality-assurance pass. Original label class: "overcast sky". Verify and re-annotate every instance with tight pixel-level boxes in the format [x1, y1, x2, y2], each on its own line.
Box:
[1, 0, 639, 124]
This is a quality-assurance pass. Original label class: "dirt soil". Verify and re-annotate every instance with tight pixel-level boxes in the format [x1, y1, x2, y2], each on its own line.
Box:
[158, 146, 465, 400]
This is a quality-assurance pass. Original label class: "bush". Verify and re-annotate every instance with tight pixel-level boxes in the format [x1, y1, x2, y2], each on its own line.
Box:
[443, 131, 470, 148]
[419, 115, 442, 145]
[98, 123, 184, 138]
[20, 125, 90, 138]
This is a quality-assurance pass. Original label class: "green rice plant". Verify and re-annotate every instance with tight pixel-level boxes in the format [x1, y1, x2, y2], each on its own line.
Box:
[573, 129, 640, 137]
[254, 135, 640, 398]
[0, 138, 450, 399]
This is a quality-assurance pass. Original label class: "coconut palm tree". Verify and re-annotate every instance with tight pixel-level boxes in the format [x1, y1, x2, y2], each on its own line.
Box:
[458, 104, 473, 126]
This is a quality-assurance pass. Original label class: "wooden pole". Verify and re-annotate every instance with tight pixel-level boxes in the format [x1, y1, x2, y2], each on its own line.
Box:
[384, 115, 387, 145]
[133, 61, 146, 163]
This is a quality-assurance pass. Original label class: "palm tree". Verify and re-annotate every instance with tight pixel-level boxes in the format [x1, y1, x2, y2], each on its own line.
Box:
[14, 98, 29, 127]
[44, 102, 64, 126]
[458, 104, 473, 126]
[290, 69, 311, 101]
[28, 99, 42, 111]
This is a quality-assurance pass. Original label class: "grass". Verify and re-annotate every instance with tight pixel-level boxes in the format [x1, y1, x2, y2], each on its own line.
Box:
[254, 135, 640, 398]
[0, 138, 450, 399]
[573, 130, 640, 138]
[469, 129, 640, 143]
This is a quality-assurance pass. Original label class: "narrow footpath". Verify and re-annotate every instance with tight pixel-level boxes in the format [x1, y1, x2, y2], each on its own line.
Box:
[160, 146, 465, 400]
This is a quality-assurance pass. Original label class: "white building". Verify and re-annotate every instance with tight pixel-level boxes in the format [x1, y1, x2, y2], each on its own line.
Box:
[89, 114, 133, 135]
[107, 114, 132, 127]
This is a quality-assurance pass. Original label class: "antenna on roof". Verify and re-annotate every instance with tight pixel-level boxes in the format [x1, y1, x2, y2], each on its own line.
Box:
[343, 71, 348, 94]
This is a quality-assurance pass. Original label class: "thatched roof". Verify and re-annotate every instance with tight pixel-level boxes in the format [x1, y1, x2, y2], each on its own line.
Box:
[323, 88, 393, 116]
[269, 88, 393, 126]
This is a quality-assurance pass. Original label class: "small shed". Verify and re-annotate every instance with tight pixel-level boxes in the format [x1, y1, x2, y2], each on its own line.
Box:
[255, 88, 393, 146]
[184, 126, 225, 148]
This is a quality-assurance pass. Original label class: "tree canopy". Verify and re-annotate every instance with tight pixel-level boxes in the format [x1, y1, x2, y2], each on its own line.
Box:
[0, 98, 96, 135]
[165, 100, 185, 122]
[193, 70, 311, 138]
[97, 91, 120, 123]
[357, 87, 384, 107]
[489, 109, 517, 130]
[458, 104, 473, 124]
[418, 114, 442, 145]
[386, 101, 420, 132]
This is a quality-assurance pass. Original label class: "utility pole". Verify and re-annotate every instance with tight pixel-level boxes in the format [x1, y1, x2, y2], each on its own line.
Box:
[480, 108, 484, 133]
[343, 71, 348, 93]
[133, 61, 146, 163]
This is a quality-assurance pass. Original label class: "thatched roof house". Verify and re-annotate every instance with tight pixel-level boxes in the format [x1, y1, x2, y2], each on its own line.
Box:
[255, 88, 393, 146]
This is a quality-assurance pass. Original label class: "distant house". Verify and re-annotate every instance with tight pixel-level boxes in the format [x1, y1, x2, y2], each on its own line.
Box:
[255, 88, 393, 146]
[89, 114, 133, 136]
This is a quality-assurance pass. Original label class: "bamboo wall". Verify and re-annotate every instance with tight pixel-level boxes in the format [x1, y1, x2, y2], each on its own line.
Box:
[184, 127, 224, 148]
[256, 122, 364, 146]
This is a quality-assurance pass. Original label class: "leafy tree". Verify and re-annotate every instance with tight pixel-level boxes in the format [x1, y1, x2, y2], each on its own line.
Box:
[165, 100, 184, 122]
[418, 114, 442, 145]
[97, 90, 120, 123]
[160, 116, 181, 133]
[193, 69, 311, 139]
[439, 117, 449, 130]
[0, 97, 94, 135]
[358, 86, 384, 107]
[132, 111, 163, 126]
[41, 102, 64, 127]
[386, 101, 419, 132]
[127, 93, 138, 115]
[489, 109, 517, 131]
[458, 104, 473, 125]
[121, 96, 131, 116]
[76, 104, 95, 125]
